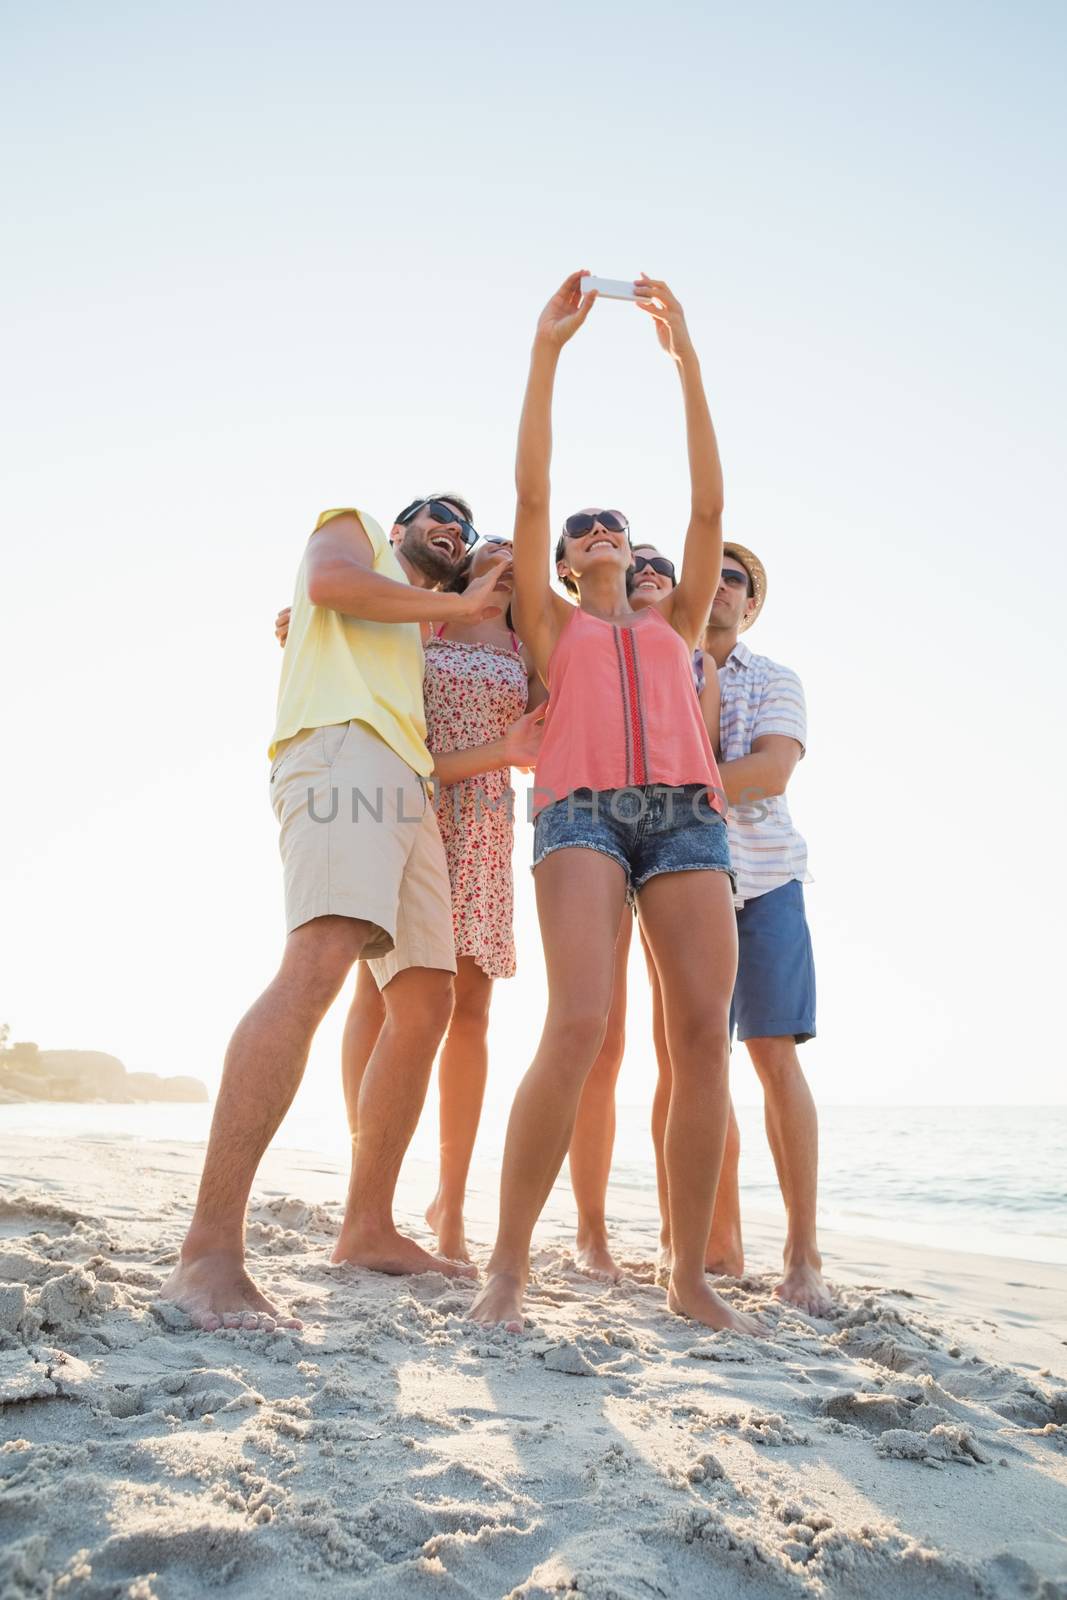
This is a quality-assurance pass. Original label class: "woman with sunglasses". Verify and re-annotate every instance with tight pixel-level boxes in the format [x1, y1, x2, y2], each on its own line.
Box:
[565, 541, 724, 1282]
[567, 542, 748, 1281]
[470, 271, 760, 1335]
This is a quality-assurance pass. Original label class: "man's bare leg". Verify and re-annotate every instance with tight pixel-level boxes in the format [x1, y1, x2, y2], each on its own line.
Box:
[747, 1035, 831, 1315]
[425, 956, 494, 1263]
[334, 965, 473, 1276]
[469, 850, 629, 1331]
[161, 915, 370, 1330]
[568, 910, 632, 1281]
[704, 1103, 744, 1275]
[341, 960, 386, 1140]
[638, 872, 762, 1335]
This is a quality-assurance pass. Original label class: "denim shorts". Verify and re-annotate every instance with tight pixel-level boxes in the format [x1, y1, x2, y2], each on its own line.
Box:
[731, 878, 816, 1044]
[532, 785, 735, 901]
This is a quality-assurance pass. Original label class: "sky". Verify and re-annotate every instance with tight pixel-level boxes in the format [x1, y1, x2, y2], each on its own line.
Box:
[2, 0, 1065, 1122]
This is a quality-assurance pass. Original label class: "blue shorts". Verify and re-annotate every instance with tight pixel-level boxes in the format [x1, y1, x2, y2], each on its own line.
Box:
[730, 879, 816, 1044]
[532, 785, 735, 901]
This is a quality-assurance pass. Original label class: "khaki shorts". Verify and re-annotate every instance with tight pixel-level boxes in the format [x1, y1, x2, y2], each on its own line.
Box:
[269, 720, 455, 987]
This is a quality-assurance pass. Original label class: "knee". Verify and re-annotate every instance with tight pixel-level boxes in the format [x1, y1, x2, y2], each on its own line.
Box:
[584, 1024, 625, 1092]
[748, 1038, 802, 1090]
[386, 972, 454, 1038]
[431, 992, 455, 1040]
[424, 975, 456, 1035]
[546, 1007, 609, 1064]
[284, 917, 363, 1001]
[666, 1020, 731, 1095]
[450, 976, 493, 1032]
[670, 1013, 731, 1071]
[592, 1017, 625, 1073]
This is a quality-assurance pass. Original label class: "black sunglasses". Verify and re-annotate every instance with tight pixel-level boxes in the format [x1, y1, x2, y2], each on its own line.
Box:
[562, 510, 630, 540]
[397, 499, 479, 549]
[633, 554, 676, 580]
[721, 568, 750, 589]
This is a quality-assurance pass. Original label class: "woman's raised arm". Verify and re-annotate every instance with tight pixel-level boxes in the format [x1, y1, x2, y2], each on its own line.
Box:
[635, 276, 724, 649]
[512, 271, 596, 670]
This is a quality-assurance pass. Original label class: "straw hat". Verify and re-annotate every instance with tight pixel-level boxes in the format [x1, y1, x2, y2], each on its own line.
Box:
[723, 541, 767, 632]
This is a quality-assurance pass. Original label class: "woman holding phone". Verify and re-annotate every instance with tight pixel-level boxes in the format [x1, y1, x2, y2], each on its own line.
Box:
[567, 539, 748, 1283]
[470, 271, 760, 1334]
[565, 540, 722, 1283]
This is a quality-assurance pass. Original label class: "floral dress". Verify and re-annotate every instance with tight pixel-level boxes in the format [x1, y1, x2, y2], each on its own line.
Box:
[423, 632, 529, 979]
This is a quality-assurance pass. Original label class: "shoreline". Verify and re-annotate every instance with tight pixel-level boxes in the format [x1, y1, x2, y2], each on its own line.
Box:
[6, 1130, 1067, 1337]
[4, 1116, 1065, 1271]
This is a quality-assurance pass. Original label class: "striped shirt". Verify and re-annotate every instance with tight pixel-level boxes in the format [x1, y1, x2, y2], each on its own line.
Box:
[719, 640, 812, 906]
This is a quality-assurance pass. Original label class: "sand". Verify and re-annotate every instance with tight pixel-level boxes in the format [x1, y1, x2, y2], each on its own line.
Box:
[1, 1131, 1066, 1600]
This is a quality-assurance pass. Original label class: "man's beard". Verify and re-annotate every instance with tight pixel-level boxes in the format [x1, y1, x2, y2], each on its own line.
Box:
[400, 526, 460, 585]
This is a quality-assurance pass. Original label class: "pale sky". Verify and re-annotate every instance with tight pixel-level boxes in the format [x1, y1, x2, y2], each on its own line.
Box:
[2, 0, 1065, 1119]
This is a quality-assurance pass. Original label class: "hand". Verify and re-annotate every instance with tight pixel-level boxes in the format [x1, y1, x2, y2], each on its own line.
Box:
[634, 275, 694, 362]
[501, 705, 547, 770]
[275, 606, 291, 647]
[478, 543, 514, 583]
[453, 562, 509, 622]
[535, 269, 597, 350]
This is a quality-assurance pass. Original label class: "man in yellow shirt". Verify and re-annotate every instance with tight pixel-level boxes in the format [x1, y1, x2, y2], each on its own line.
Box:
[162, 497, 522, 1331]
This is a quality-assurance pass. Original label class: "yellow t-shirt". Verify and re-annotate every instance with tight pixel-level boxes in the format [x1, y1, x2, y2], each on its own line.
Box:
[269, 508, 431, 775]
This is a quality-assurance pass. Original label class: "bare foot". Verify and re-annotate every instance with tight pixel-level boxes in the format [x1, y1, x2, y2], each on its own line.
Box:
[574, 1232, 623, 1284]
[656, 1243, 673, 1286]
[775, 1261, 833, 1317]
[425, 1197, 473, 1265]
[667, 1274, 765, 1335]
[159, 1251, 302, 1333]
[467, 1270, 525, 1333]
[332, 1225, 476, 1278]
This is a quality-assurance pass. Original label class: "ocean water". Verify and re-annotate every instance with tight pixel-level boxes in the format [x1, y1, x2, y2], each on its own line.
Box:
[3, 1100, 1065, 1267]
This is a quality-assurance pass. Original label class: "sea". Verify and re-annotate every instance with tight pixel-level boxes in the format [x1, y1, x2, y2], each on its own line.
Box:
[4, 1099, 1065, 1268]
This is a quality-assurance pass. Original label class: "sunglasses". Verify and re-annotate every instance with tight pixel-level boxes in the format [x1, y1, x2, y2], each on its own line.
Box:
[398, 499, 479, 549]
[720, 568, 750, 589]
[633, 554, 676, 580]
[562, 510, 630, 540]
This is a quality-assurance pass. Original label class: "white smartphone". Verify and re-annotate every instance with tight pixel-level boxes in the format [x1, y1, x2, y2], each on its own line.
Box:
[580, 275, 638, 301]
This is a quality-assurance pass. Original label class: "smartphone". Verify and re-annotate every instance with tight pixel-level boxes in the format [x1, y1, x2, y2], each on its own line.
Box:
[580, 275, 638, 301]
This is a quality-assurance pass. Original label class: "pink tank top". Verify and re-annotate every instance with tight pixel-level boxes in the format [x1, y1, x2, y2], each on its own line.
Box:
[533, 607, 726, 816]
